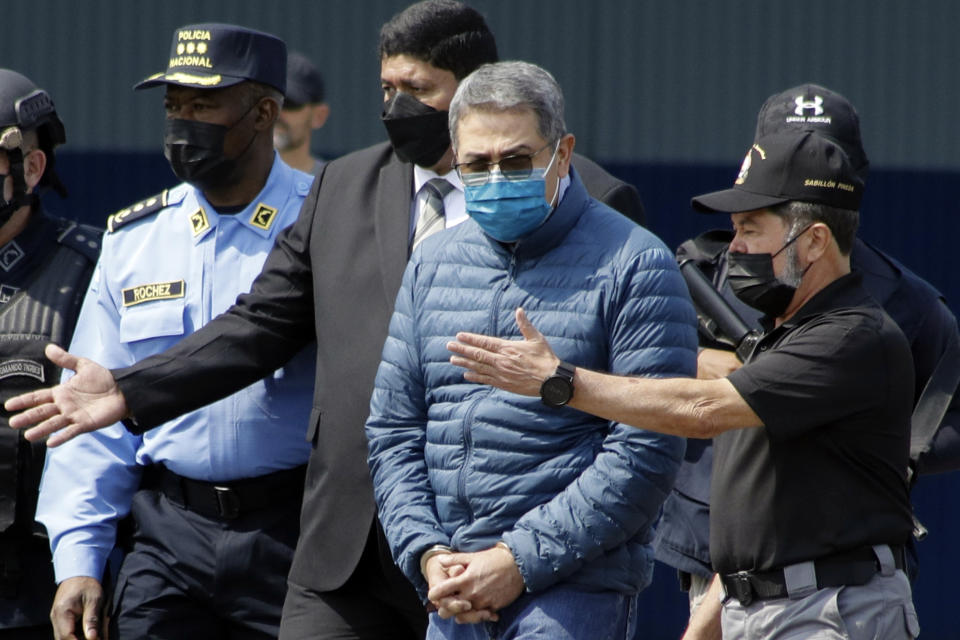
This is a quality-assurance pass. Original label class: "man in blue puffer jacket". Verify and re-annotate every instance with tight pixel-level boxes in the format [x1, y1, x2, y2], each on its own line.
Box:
[366, 61, 699, 640]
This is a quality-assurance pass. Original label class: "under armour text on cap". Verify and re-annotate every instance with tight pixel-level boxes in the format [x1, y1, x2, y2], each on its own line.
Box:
[284, 52, 325, 107]
[691, 131, 864, 214]
[135, 23, 287, 93]
[754, 83, 868, 176]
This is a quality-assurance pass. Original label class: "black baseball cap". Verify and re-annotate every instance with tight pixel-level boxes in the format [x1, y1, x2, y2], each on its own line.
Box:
[284, 52, 325, 107]
[755, 83, 868, 177]
[135, 23, 287, 94]
[692, 131, 864, 214]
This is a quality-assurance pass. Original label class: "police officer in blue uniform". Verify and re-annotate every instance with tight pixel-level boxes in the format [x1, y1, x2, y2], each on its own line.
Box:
[0, 69, 101, 640]
[36, 24, 315, 639]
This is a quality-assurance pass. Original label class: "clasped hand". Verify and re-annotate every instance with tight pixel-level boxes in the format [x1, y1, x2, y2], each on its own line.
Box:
[424, 545, 525, 624]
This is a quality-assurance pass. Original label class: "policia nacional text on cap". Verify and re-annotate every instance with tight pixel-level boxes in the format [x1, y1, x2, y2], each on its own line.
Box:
[136, 23, 286, 93]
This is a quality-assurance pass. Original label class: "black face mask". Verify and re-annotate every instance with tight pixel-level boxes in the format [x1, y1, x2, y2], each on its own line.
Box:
[0, 147, 35, 226]
[163, 105, 257, 190]
[381, 92, 450, 167]
[726, 224, 813, 318]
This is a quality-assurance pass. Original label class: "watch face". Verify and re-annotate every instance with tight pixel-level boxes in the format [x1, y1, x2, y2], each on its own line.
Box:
[541, 375, 573, 407]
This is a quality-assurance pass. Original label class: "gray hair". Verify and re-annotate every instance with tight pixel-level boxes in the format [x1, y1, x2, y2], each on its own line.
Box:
[770, 200, 859, 256]
[449, 61, 566, 148]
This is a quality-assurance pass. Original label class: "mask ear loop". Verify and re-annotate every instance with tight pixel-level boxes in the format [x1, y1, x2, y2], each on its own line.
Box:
[549, 174, 561, 209]
[544, 139, 562, 209]
[223, 98, 264, 164]
[771, 222, 814, 258]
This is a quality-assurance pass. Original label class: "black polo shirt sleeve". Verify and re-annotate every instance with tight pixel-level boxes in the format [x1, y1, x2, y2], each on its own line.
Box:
[727, 308, 890, 441]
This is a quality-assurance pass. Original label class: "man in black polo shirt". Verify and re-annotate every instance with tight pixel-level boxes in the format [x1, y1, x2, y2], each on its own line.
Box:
[445, 129, 919, 639]
[657, 83, 960, 620]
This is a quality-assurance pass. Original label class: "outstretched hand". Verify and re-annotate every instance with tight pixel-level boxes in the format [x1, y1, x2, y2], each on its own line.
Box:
[4, 343, 129, 447]
[447, 308, 559, 396]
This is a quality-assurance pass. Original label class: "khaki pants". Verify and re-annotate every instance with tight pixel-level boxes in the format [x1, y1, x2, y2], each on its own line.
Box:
[720, 566, 919, 639]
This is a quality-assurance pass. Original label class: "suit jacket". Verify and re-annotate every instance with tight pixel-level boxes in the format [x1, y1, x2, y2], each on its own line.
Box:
[115, 140, 647, 593]
[571, 152, 645, 226]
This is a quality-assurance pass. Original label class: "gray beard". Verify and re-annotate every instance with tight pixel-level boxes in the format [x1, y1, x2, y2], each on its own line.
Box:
[780, 241, 804, 289]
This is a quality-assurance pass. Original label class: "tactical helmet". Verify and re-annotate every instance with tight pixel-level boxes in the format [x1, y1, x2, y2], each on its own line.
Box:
[0, 69, 67, 197]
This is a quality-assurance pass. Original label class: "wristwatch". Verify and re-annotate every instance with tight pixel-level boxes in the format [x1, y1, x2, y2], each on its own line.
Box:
[540, 361, 576, 408]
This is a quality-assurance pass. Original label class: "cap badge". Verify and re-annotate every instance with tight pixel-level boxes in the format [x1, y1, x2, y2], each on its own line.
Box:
[171, 29, 213, 69]
[735, 143, 765, 185]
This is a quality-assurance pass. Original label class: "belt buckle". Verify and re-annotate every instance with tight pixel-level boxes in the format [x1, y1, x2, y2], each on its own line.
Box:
[726, 571, 754, 606]
[213, 486, 240, 519]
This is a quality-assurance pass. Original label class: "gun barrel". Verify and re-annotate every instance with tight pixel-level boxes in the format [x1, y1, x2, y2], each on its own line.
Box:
[679, 260, 758, 360]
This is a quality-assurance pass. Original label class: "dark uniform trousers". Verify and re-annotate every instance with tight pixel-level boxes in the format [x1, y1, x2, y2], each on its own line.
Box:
[110, 469, 305, 640]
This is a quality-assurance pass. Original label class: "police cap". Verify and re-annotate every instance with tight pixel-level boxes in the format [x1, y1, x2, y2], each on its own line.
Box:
[135, 23, 287, 94]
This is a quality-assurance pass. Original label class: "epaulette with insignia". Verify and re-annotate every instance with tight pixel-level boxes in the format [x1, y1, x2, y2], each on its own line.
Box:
[107, 190, 170, 233]
[56, 221, 103, 264]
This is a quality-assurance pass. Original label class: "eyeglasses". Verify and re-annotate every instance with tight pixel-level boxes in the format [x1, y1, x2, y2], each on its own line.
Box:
[455, 141, 556, 187]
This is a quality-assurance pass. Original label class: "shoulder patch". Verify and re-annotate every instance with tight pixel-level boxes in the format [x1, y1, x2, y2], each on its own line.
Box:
[57, 221, 103, 263]
[0, 358, 45, 383]
[107, 190, 170, 233]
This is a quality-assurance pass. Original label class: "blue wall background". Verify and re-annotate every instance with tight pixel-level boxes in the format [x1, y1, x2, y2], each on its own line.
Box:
[7, 1, 958, 637]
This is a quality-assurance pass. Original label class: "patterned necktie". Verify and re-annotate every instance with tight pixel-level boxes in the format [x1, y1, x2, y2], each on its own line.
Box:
[411, 178, 455, 250]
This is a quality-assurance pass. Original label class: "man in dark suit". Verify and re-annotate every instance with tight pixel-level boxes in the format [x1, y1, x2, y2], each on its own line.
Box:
[6, 2, 646, 639]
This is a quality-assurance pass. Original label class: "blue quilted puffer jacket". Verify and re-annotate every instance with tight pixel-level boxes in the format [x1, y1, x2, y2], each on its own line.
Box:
[366, 169, 698, 598]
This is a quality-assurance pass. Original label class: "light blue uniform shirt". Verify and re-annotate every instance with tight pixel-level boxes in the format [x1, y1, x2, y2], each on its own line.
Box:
[37, 154, 316, 582]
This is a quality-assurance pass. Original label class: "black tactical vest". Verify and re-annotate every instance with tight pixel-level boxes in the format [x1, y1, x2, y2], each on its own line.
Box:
[0, 219, 100, 535]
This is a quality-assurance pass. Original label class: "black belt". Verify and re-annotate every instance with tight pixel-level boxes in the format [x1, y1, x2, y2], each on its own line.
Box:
[720, 545, 906, 606]
[156, 464, 306, 520]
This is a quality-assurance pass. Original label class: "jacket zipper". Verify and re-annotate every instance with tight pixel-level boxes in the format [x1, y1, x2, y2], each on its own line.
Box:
[458, 252, 518, 523]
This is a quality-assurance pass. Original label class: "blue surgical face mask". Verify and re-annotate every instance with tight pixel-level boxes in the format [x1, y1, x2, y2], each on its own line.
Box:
[463, 144, 560, 243]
